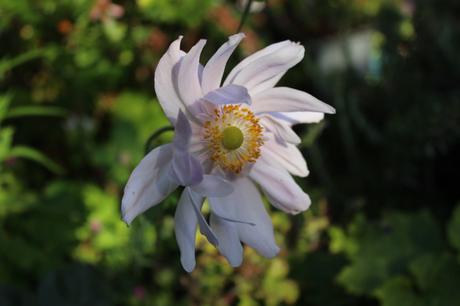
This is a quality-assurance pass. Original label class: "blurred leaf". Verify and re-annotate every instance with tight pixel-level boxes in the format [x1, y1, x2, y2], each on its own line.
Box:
[0, 47, 56, 80]
[7, 146, 64, 174]
[0, 128, 14, 162]
[335, 211, 444, 295]
[0, 95, 12, 122]
[376, 276, 424, 306]
[5, 106, 67, 120]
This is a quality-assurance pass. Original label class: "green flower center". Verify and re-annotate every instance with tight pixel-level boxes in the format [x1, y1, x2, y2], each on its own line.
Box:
[221, 126, 244, 150]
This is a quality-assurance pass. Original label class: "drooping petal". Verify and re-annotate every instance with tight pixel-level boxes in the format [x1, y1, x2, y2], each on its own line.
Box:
[170, 111, 204, 186]
[209, 178, 280, 258]
[261, 134, 309, 177]
[191, 174, 233, 197]
[224, 40, 304, 94]
[185, 188, 219, 247]
[260, 115, 301, 145]
[270, 111, 325, 126]
[251, 87, 335, 114]
[175, 188, 201, 272]
[210, 213, 243, 267]
[172, 110, 192, 150]
[178, 39, 206, 107]
[154, 36, 186, 123]
[170, 151, 203, 186]
[122, 144, 177, 224]
[249, 155, 311, 214]
[201, 33, 245, 94]
[202, 84, 251, 106]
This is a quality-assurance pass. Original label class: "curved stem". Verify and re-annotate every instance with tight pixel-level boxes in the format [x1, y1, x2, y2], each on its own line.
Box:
[144, 126, 174, 155]
[237, 0, 254, 33]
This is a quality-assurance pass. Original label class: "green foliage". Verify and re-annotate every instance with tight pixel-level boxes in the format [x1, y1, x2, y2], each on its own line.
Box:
[331, 207, 460, 306]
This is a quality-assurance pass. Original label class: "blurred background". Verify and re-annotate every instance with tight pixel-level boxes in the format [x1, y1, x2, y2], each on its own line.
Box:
[1, 0, 460, 305]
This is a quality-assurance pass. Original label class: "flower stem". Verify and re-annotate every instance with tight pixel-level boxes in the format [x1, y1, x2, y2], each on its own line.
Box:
[144, 126, 174, 155]
[237, 0, 254, 33]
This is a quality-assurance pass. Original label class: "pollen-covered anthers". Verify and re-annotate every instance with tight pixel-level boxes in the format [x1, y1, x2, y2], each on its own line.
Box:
[202, 104, 264, 173]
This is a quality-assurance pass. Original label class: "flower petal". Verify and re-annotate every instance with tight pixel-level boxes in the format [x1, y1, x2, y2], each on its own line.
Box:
[172, 110, 192, 151]
[202, 84, 251, 106]
[251, 87, 335, 114]
[224, 40, 304, 94]
[170, 111, 204, 186]
[261, 134, 309, 177]
[260, 115, 301, 145]
[191, 174, 234, 197]
[209, 178, 280, 258]
[178, 39, 206, 108]
[270, 111, 325, 126]
[121, 144, 177, 224]
[175, 188, 201, 272]
[201, 33, 245, 94]
[154, 36, 186, 123]
[249, 155, 311, 214]
[170, 151, 203, 186]
[186, 188, 219, 246]
[210, 213, 243, 267]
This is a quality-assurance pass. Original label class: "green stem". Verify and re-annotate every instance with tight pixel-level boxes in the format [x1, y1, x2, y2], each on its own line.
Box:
[237, 0, 254, 33]
[144, 126, 174, 155]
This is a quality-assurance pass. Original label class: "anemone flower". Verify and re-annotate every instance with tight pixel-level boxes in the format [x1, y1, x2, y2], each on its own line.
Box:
[121, 33, 335, 272]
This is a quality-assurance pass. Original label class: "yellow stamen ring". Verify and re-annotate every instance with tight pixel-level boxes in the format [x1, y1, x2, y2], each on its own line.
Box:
[203, 104, 263, 173]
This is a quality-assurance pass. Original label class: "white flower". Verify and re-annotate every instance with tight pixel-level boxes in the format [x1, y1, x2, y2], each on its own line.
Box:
[121, 33, 335, 272]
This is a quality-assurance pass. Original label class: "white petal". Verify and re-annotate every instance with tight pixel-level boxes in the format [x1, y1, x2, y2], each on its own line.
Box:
[251, 87, 335, 114]
[249, 155, 311, 214]
[209, 178, 280, 258]
[260, 115, 301, 145]
[191, 174, 233, 197]
[201, 33, 245, 94]
[122, 144, 177, 224]
[210, 213, 243, 267]
[178, 39, 206, 107]
[261, 134, 309, 177]
[202, 84, 251, 106]
[172, 110, 192, 151]
[154, 36, 186, 123]
[170, 151, 203, 186]
[224, 41, 304, 94]
[186, 188, 219, 246]
[175, 189, 201, 272]
[271, 111, 325, 126]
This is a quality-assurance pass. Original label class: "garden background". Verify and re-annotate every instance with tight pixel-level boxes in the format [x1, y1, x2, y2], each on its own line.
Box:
[1, 0, 460, 305]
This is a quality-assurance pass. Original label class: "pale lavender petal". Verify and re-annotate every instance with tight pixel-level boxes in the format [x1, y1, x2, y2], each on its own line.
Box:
[261, 134, 309, 177]
[224, 41, 304, 95]
[201, 33, 245, 94]
[178, 39, 206, 107]
[209, 178, 280, 258]
[191, 174, 233, 197]
[249, 155, 311, 214]
[251, 87, 335, 114]
[154, 36, 186, 123]
[122, 144, 177, 224]
[270, 111, 325, 126]
[175, 188, 201, 272]
[173, 110, 192, 151]
[260, 115, 301, 145]
[210, 213, 243, 267]
[224, 40, 294, 85]
[170, 151, 203, 186]
[202, 84, 251, 106]
[185, 188, 219, 246]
